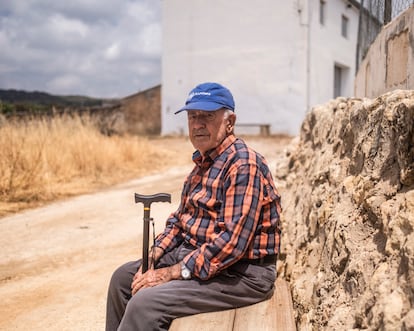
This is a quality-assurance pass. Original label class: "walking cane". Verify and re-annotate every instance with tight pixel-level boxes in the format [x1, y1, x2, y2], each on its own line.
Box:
[134, 193, 171, 273]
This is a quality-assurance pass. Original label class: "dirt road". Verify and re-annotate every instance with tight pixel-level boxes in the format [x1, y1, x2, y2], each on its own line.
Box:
[0, 136, 291, 331]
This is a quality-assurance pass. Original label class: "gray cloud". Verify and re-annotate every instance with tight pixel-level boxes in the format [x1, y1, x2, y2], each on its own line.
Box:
[0, 0, 161, 98]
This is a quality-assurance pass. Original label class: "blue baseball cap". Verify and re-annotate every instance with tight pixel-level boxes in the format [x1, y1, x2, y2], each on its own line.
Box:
[175, 82, 235, 114]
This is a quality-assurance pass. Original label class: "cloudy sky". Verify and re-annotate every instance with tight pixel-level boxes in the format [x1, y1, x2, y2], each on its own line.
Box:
[0, 0, 161, 98]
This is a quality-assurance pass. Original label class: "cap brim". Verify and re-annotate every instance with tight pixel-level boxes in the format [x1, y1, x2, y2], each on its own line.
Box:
[174, 101, 226, 114]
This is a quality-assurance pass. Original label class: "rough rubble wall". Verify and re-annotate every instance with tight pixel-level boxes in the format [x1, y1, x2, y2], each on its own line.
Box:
[276, 90, 414, 330]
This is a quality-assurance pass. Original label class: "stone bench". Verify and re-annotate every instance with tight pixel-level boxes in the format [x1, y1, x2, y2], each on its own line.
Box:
[170, 278, 296, 331]
[235, 123, 271, 136]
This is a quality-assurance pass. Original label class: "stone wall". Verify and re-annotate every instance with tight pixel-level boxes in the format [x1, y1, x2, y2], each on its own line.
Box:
[354, 6, 414, 98]
[86, 85, 161, 136]
[276, 90, 414, 330]
[122, 85, 161, 135]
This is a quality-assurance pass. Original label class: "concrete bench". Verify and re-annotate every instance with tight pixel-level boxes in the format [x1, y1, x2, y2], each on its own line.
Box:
[170, 278, 296, 331]
[235, 123, 271, 136]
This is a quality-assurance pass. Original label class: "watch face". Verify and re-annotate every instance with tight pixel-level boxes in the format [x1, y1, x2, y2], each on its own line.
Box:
[181, 268, 191, 279]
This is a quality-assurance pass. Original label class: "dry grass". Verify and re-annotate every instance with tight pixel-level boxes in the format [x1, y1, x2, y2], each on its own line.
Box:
[0, 114, 192, 217]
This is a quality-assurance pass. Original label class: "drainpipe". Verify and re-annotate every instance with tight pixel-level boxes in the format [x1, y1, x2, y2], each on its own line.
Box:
[306, 0, 311, 112]
[384, 0, 392, 24]
[298, 0, 311, 112]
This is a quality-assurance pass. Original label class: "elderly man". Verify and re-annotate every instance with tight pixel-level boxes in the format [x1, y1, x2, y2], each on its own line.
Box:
[106, 82, 282, 331]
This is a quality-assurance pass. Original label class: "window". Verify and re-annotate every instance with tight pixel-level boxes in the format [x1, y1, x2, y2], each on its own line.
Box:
[341, 15, 349, 38]
[334, 65, 342, 98]
[319, 0, 326, 25]
[334, 64, 350, 98]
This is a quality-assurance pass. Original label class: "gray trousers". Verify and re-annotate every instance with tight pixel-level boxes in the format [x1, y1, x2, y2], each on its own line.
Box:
[106, 243, 276, 331]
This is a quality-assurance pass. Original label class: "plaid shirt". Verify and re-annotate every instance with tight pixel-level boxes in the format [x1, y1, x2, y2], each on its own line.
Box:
[154, 135, 282, 280]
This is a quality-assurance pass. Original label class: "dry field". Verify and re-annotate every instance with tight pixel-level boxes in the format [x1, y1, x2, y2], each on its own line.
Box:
[0, 115, 194, 217]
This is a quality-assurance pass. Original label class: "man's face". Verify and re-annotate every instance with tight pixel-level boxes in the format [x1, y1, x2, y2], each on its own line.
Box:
[187, 108, 235, 155]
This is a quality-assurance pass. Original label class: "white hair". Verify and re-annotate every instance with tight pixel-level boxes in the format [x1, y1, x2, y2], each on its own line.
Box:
[223, 109, 234, 119]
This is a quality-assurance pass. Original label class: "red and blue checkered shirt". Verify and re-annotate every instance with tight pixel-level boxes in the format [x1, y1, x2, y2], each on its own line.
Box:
[154, 135, 282, 280]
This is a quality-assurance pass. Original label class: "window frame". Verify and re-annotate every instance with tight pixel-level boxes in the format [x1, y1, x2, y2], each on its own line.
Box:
[341, 14, 349, 38]
[319, 0, 326, 25]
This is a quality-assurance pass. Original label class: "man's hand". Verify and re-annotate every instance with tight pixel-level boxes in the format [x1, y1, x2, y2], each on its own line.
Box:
[148, 246, 164, 268]
[133, 246, 164, 276]
[131, 263, 181, 295]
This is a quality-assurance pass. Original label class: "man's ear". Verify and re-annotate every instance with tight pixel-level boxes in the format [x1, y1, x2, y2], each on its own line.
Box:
[227, 113, 236, 131]
[230, 113, 236, 125]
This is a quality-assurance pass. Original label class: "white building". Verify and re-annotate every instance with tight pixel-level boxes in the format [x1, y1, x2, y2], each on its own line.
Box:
[161, 0, 359, 136]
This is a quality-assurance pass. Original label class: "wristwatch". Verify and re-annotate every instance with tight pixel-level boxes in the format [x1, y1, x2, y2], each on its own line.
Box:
[180, 261, 191, 280]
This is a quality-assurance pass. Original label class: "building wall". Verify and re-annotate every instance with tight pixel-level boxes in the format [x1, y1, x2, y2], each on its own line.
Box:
[161, 0, 359, 136]
[354, 6, 414, 98]
[310, 0, 359, 105]
[122, 85, 161, 135]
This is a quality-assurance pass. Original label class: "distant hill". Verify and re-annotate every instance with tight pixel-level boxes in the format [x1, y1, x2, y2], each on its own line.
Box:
[0, 89, 119, 107]
[0, 89, 120, 116]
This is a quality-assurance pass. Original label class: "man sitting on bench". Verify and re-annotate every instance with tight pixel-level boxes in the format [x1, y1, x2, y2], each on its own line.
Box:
[105, 82, 282, 331]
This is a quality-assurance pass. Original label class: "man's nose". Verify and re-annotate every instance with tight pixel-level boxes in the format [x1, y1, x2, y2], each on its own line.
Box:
[191, 121, 206, 130]
[190, 115, 208, 126]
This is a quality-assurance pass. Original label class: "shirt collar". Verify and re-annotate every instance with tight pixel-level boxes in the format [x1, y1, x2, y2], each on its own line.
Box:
[192, 135, 236, 166]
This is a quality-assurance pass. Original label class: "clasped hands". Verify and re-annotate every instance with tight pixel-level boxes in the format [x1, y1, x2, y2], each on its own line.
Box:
[131, 247, 181, 295]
